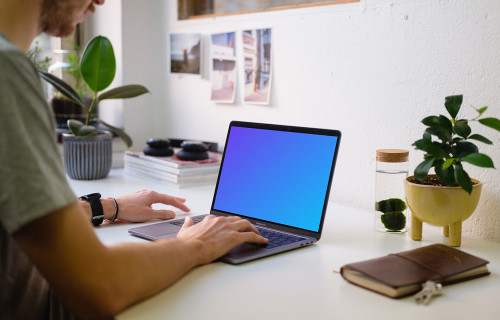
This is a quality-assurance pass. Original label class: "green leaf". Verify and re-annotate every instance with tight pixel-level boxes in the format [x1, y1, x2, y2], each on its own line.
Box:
[423, 131, 431, 141]
[455, 141, 478, 158]
[80, 36, 116, 92]
[67, 119, 84, 135]
[76, 125, 98, 137]
[461, 153, 495, 168]
[475, 106, 488, 115]
[425, 127, 452, 142]
[468, 134, 493, 145]
[435, 160, 456, 186]
[414, 139, 448, 158]
[98, 84, 149, 101]
[454, 120, 471, 138]
[39, 70, 85, 107]
[422, 116, 442, 127]
[414, 158, 434, 181]
[478, 117, 500, 132]
[96, 119, 133, 148]
[442, 158, 455, 169]
[422, 115, 453, 133]
[444, 95, 463, 119]
[454, 165, 472, 194]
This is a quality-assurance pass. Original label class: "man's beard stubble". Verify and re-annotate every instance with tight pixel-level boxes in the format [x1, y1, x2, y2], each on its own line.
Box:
[39, 0, 82, 37]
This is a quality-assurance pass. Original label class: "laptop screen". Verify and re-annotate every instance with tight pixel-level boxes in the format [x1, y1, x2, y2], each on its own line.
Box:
[212, 123, 340, 232]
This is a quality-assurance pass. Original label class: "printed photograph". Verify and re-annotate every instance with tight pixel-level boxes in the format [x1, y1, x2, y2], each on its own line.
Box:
[170, 33, 201, 75]
[243, 28, 272, 105]
[210, 32, 237, 103]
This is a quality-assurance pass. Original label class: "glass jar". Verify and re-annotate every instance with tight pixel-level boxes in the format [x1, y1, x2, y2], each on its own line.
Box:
[375, 149, 409, 233]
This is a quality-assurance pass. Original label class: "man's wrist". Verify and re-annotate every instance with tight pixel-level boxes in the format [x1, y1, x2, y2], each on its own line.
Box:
[79, 197, 116, 221]
[101, 198, 117, 221]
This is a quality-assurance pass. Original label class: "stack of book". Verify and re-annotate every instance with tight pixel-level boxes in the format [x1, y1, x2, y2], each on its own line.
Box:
[124, 150, 222, 188]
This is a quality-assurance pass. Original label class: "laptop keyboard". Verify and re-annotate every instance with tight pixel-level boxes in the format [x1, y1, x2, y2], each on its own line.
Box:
[169, 215, 306, 249]
[254, 226, 306, 249]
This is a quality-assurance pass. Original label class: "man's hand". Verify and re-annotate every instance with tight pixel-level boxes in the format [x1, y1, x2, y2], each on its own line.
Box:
[112, 190, 190, 222]
[177, 215, 268, 264]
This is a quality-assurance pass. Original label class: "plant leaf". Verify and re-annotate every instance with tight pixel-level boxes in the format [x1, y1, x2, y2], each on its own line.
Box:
[478, 117, 500, 132]
[414, 139, 448, 158]
[454, 120, 471, 138]
[414, 158, 434, 181]
[421, 115, 453, 133]
[454, 165, 472, 194]
[98, 84, 149, 101]
[67, 119, 84, 135]
[425, 127, 452, 142]
[461, 153, 495, 168]
[39, 70, 85, 107]
[80, 36, 116, 92]
[455, 141, 478, 158]
[475, 106, 488, 115]
[96, 119, 133, 148]
[76, 126, 98, 137]
[435, 160, 456, 186]
[442, 158, 455, 169]
[468, 134, 493, 145]
[444, 95, 463, 119]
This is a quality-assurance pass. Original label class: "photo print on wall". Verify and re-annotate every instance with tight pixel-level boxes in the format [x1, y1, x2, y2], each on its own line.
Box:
[243, 28, 272, 105]
[170, 33, 202, 75]
[210, 32, 237, 103]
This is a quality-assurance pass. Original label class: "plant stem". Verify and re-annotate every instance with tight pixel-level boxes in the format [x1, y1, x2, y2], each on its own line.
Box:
[86, 91, 98, 126]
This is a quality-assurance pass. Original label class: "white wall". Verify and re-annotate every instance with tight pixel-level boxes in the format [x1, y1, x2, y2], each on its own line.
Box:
[116, 0, 500, 242]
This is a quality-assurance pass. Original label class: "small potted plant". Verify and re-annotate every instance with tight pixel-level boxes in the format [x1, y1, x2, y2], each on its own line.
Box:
[404, 95, 500, 246]
[39, 36, 149, 180]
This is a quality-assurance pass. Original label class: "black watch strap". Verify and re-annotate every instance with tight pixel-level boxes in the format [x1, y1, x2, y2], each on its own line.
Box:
[80, 193, 104, 226]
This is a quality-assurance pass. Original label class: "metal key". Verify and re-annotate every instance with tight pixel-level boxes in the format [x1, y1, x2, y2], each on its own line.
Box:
[414, 280, 443, 305]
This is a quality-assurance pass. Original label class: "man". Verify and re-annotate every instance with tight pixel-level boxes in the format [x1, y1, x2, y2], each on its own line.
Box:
[0, 1, 268, 319]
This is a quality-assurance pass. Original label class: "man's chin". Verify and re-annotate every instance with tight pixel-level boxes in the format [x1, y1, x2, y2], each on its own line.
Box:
[43, 23, 77, 38]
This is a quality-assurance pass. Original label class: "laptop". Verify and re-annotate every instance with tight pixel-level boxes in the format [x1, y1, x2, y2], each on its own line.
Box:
[128, 121, 341, 264]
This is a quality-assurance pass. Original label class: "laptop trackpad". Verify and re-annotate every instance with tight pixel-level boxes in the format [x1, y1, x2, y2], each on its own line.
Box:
[129, 221, 180, 239]
[224, 243, 267, 259]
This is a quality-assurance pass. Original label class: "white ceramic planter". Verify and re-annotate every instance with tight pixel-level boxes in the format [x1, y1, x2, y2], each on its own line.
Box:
[62, 132, 112, 180]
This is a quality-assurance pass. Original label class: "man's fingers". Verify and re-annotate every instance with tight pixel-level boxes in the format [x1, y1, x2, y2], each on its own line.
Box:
[150, 192, 190, 212]
[180, 216, 194, 230]
[152, 210, 176, 220]
[230, 219, 261, 235]
[238, 231, 268, 245]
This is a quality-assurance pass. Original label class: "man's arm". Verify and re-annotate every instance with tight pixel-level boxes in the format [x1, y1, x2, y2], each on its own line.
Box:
[14, 202, 267, 319]
[78, 190, 191, 223]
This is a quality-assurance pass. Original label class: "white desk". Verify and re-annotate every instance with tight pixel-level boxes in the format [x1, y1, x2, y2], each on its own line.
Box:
[68, 169, 500, 320]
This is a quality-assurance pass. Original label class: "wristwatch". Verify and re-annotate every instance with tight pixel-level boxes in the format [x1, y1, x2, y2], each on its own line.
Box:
[80, 193, 104, 226]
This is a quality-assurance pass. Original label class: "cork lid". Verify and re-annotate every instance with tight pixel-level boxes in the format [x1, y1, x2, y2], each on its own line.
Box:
[376, 149, 409, 162]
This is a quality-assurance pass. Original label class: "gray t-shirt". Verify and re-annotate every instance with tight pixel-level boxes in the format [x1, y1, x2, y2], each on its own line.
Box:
[0, 32, 78, 319]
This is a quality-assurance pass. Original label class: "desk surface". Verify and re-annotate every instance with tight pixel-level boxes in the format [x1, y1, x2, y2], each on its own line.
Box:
[68, 169, 500, 320]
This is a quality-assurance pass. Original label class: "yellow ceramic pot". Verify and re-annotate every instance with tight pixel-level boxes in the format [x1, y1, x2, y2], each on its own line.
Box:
[404, 175, 482, 247]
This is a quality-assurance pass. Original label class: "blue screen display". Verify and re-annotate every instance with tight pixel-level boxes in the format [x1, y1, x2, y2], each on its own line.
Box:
[213, 126, 338, 232]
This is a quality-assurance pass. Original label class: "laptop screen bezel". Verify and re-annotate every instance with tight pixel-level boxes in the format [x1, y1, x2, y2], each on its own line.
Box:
[209, 121, 341, 240]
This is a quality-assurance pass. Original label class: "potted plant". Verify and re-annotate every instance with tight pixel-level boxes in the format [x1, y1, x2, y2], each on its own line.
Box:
[39, 35, 149, 180]
[404, 95, 500, 246]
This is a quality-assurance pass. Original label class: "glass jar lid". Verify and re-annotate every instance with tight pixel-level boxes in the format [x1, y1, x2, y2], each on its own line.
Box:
[376, 149, 409, 163]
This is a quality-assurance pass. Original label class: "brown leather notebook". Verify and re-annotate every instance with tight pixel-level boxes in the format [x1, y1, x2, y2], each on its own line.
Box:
[340, 244, 490, 298]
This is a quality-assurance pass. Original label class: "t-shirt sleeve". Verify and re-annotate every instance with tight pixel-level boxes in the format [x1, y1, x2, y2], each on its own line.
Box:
[0, 48, 77, 234]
